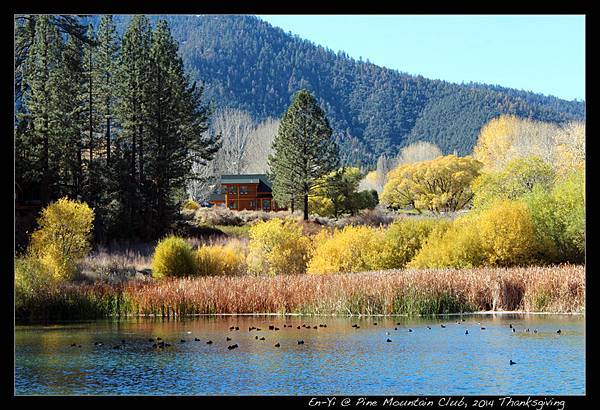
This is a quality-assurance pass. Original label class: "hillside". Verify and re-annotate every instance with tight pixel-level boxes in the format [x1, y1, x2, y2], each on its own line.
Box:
[90, 15, 585, 166]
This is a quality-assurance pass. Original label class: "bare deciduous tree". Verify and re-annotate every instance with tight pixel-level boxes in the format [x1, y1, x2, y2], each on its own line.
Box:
[396, 141, 444, 167]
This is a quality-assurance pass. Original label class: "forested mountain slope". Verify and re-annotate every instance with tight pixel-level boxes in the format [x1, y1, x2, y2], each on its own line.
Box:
[88, 15, 585, 166]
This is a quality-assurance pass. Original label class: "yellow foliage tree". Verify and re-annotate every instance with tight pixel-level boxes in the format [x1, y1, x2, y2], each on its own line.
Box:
[29, 197, 95, 281]
[381, 155, 482, 214]
[152, 235, 198, 279]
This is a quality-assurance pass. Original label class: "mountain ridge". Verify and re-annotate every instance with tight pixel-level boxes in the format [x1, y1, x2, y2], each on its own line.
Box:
[86, 14, 585, 166]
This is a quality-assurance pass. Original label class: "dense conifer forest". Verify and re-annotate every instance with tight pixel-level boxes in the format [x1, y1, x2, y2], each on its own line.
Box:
[79, 15, 585, 166]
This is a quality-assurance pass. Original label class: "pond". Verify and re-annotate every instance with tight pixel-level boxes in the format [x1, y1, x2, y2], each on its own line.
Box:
[15, 314, 585, 395]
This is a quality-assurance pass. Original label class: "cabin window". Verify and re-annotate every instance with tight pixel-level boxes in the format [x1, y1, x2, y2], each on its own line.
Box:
[227, 185, 237, 195]
[250, 200, 256, 209]
[262, 199, 271, 211]
[228, 200, 237, 210]
[240, 185, 248, 195]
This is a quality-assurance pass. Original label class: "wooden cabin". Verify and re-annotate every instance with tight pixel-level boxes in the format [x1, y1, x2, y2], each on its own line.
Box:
[208, 174, 285, 211]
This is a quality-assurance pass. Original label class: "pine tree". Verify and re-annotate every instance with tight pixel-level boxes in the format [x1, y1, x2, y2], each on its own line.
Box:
[95, 15, 119, 167]
[268, 89, 339, 220]
[114, 15, 152, 237]
[17, 16, 64, 204]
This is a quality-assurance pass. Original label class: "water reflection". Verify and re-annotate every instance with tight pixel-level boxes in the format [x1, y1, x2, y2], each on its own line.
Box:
[15, 314, 585, 395]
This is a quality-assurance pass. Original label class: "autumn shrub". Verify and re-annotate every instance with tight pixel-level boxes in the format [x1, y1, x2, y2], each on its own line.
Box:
[409, 200, 539, 268]
[307, 225, 384, 274]
[196, 244, 246, 276]
[182, 198, 200, 211]
[247, 219, 313, 275]
[477, 200, 539, 266]
[377, 218, 451, 269]
[408, 215, 484, 269]
[151, 235, 198, 279]
[28, 197, 95, 281]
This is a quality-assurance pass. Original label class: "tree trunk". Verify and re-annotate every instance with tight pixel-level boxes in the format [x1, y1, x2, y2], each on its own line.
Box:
[303, 193, 309, 221]
[106, 117, 111, 165]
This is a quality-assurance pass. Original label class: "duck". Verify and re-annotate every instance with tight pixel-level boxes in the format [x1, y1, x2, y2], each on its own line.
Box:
[313, 326, 318, 329]
[194, 337, 201, 341]
[385, 331, 390, 335]
[298, 340, 304, 345]
[71, 343, 77, 347]
[394, 327, 398, 330]
[269, 325, 275, 330]
[113, 345, 121, 349]
[534, 329, 538, 334]
[386, 338, 392, 343]
[226, 337, 232, 341]
[275, 343, 280, 347]
[480, 327, 486, 330]
[227, 344, 238, 350]
[274, 327, 280, 331]
[94, 342, 103, 346]
[427, 326, 432, 330]
[440, 325, 446, 328]
[235, 326, 239, 331]
[255, 336, 259, 340]
[259, 337, 265, 341]
[465, 330, 469, 335]
[229, 326, 235, 331]
[512, 328, 516, 333]
[148, 338, 154, 342]
[509, 324, 513, 329]
[297, 326, 301, 329]
[408, 329, 413, 333]
[373, 322, 378, 326]
[156, 337, 162, 341]
[180, 339, 186, 343]
[510, 360, 517, 365]
[152, 343, 157, 348]
[557, 329, 562, 334]
[206, 340, 213, 345]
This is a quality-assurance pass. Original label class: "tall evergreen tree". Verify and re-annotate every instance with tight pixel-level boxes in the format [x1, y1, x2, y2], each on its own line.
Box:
[268, 89, 339, 220]
[114, 15, 152, 237]
[17, 16, 64, 204]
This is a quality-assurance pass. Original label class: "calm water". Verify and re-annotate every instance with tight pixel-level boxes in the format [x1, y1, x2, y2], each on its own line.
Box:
[15, 314, 585, 395]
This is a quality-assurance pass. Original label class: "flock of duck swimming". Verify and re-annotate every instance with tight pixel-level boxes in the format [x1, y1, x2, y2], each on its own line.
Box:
[71, 320, 563, 366]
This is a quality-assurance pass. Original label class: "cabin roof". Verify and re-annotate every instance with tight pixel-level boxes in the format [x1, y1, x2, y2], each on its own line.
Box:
[220, 174, 272, 189]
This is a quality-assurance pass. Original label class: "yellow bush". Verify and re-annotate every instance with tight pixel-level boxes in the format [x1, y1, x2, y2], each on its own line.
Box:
[477, 200, 538, 266]
[247, 219, 313, 275]
[151, 235, 198, 279]
[377, 218, 450, 269]
[182, 198, 200, 211]
[408, 215, 484, 269]
[307, 225, 384, 274]
[409, 200, 538, 268]
[29, 197, 95, 281]
[196, 245, 246, 276]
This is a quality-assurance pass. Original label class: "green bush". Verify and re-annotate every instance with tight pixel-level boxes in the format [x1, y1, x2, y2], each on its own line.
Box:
[525, 169, 585, 263]
[472, 156, 555, 209]
[29, 197, 95, 281]
[247, 219, 313, 275]
[151, 235, 198, 279]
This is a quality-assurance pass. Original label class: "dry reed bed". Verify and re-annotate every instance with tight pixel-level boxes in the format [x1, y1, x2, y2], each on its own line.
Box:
[120, 265, 584, 316]
[18, 265, 583, 320]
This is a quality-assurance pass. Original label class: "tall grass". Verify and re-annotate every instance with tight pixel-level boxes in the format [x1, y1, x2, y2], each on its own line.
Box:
[16, 265, 584, 320]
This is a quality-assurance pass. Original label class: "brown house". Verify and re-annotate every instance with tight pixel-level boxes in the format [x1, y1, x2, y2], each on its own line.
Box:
[208, 174, 286, 211]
